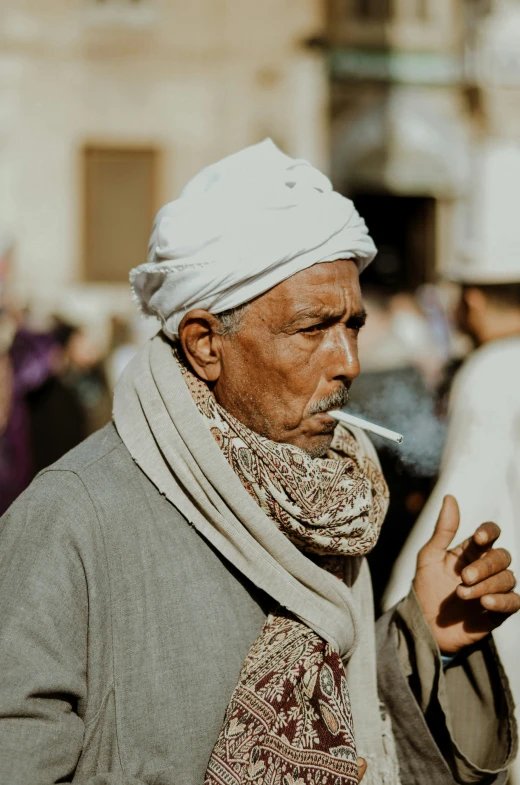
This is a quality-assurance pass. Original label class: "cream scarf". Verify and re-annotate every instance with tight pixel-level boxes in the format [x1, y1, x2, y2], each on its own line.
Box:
[113, 334, 401, 785]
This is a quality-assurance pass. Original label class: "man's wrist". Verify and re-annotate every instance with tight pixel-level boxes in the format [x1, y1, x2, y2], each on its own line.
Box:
[440, 652, 457, 670]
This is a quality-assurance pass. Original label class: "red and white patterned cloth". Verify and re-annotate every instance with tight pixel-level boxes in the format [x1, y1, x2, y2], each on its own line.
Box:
[177, 349, 389, 785]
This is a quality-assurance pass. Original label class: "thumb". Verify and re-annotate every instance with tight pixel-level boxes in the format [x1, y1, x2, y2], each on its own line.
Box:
[423, 495, 460, 555]
[357, 757, 367, 782]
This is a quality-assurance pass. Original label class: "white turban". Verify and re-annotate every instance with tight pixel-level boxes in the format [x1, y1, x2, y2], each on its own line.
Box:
[131, 139, 377, 338]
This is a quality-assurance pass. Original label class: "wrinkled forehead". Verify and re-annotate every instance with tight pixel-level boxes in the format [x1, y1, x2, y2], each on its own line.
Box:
[247, 259, 363, 322]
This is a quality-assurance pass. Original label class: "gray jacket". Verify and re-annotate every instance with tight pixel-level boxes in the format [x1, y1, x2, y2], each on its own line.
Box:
[0, 425, 515, 784]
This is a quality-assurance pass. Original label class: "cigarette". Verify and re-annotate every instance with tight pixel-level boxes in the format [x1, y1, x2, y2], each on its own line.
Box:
[327, 410, 404, 444]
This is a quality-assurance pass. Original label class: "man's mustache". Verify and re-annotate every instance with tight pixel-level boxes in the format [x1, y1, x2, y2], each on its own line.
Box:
[309, 386, 350, 415]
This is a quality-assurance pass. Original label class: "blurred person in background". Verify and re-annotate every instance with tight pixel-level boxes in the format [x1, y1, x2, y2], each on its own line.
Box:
[0, 141, 518, 785]
[0, 310, 58, 515]
[105, 315, 139, 390]
[105, 314, 160, 391]
[58, 321, 112, 435]
[26, 319, 88, 474]
[0, 235, 91, 511]
[385, 260, 520, 783]
[0, 308, 109, 513]
[0, 308, 18, 514]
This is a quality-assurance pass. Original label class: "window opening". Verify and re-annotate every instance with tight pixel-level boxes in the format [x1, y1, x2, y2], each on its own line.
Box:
[82, 146, 159, 284]
[355, 0, 391, 21]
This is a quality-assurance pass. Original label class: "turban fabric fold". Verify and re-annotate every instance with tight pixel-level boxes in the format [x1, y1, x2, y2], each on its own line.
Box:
[131, 139, 377, 338]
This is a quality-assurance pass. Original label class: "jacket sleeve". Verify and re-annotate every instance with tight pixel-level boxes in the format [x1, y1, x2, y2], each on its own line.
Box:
[376, 588, 517, 785]
[0, 472, 153, 785]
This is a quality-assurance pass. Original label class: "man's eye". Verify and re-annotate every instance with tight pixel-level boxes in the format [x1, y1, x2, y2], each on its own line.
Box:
[349, 320, 365, 334]
[299, 323, 324, 334]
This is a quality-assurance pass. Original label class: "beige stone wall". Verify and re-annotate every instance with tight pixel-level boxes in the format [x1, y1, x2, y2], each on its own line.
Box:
[328, 0, 520, 282]
[459, 1, 520, 280]
[470, 0, 520, 139]
[0, 0, 327, 341]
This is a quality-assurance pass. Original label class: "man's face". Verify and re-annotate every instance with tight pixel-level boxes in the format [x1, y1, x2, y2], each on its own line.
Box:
[212, 259, 366, 457]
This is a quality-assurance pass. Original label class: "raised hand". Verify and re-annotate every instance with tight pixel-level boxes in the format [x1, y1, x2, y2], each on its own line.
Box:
[413, 495, 520, 654]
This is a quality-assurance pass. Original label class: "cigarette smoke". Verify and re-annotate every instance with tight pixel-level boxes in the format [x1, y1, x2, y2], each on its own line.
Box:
[346, 372, 446, 477]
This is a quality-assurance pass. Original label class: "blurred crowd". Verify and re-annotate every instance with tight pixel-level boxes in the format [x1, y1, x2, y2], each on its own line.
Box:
[0, 302, 144, 517]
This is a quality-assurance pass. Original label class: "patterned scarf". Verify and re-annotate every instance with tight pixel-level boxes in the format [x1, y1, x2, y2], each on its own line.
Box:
[176, 350, 389, 785]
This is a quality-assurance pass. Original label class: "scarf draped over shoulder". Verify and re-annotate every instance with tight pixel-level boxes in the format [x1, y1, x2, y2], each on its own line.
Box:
[113, 334, 400, 785]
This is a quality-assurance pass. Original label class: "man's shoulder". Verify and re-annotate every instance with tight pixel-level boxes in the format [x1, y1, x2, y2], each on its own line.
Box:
[0, 427, 129, 555]
[4, 423, 147, 528]
[38, 422, 160, 518]
[462, 337, 520, 375]
[2, 422, 180, 553]
[46, 422, 124, 476]
[454, 337, 520, 400]
[40, 423, 149, 498]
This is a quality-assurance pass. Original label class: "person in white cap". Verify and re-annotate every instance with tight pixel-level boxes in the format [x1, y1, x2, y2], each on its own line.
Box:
[0, 141, 518, 785]
[385, 142, 520, 783]
[385, 273, 520, 784]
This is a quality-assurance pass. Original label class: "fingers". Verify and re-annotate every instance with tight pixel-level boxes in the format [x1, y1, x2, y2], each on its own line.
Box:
[422, 495, 460, 556]
[455, 522, 502, 565]
[357, 757, 367, 782]
[460, 547, 512, 585]
[480, 592, 520, 614]
[457, 569, 516, 600]
[450, 522, 502, 566]
[456, 547, 520, 617]
[473, 522, 501, 549]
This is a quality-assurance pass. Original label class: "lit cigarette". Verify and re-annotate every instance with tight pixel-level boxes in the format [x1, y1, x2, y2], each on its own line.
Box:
[327, 410, 403, 444]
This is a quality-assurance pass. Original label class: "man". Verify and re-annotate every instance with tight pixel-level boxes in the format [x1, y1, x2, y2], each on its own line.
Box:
[385, 267, 520, 782]
[0, 140, 518, 785]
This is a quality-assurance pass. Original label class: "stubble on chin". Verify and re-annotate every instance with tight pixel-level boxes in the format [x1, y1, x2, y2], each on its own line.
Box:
[300, 433, 334, 460]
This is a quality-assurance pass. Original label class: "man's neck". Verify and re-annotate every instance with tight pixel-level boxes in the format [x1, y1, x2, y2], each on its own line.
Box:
[476, 312, 520, 346]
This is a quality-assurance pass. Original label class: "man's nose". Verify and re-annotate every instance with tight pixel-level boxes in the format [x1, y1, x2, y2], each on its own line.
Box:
[327, 325, 360, 382]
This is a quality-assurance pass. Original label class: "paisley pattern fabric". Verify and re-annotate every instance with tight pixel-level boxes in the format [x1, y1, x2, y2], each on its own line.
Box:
[175, 349, 390, 785]
[205, 611, 359, 785]
[179, 347, 388, 557]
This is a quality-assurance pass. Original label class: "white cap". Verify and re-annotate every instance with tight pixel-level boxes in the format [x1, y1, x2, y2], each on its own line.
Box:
[130, 139, 377, 338]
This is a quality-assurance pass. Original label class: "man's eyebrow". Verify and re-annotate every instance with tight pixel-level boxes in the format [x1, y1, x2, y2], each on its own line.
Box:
[348, 309, 368, 325]
[285, 306, 340, 327]
[285, 306, 367, 328]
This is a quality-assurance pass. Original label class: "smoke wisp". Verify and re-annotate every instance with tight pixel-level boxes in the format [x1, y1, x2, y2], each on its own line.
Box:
[347, 371, 446, 478]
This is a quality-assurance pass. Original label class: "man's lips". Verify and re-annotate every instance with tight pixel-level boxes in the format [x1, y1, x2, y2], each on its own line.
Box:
[309, 411, 337, 433]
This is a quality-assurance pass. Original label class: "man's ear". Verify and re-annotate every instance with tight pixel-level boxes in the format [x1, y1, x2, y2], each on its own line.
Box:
[178, 309, 223, 382]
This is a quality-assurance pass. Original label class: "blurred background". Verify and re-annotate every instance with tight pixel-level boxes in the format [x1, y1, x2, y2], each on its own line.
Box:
[1, 0, 520, 607]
